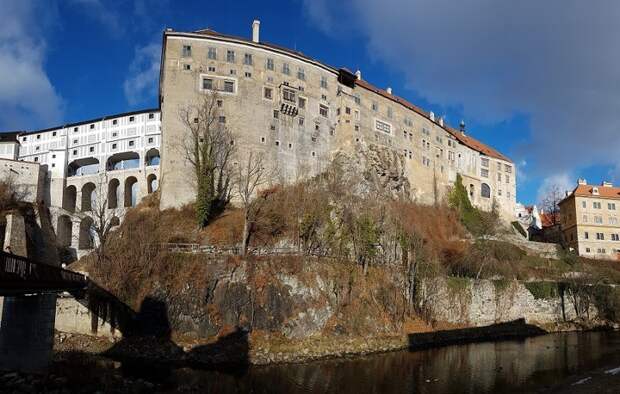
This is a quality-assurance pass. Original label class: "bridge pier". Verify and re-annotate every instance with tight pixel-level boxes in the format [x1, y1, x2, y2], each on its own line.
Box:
[0, 213, 58, 373]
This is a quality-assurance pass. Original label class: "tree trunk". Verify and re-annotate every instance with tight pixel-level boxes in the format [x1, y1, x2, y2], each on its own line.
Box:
[241, 211, 250, 256]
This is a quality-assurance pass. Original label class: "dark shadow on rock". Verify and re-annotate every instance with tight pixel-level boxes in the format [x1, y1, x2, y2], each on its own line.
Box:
[187, 327, 250, 375]
[408, 318, 548, 351]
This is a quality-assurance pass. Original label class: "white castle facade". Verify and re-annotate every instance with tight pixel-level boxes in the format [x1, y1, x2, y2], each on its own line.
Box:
[0, 20, 516, 257]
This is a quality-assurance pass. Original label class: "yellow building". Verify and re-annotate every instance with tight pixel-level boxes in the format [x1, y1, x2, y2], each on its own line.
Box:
[559, 179, 620, 260]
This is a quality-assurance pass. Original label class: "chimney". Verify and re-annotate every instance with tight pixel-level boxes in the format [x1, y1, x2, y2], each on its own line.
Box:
[355, 69, 362, 80]
[578, 178, 587, 185]
[602, 180, 613, 187]
[439, 117, 444, 127]
[459, 120, 466, 135]
[429, 111, 435, 122]
[386, 87, 392, 95]
[252, 20, 260, 43]
[593, 186, 600, 195]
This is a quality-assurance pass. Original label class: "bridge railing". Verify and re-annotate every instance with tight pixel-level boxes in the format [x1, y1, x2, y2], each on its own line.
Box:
[0, 251, 87, 295]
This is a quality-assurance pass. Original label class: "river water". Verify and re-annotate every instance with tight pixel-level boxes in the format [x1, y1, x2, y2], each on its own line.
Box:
[134, 331, 620, 393]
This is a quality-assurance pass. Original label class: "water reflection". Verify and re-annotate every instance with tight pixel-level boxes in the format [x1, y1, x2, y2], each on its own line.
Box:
[161, 331, 620, 393]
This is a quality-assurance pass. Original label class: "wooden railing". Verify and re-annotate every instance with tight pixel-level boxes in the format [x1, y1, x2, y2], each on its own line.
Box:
[0, 251, 88, 296]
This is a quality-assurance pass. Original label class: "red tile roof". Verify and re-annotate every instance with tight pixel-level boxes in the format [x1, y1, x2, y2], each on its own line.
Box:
[182, 28, 512, 163]
[571, 184, 620, 199]
[540, 212, 559, 228]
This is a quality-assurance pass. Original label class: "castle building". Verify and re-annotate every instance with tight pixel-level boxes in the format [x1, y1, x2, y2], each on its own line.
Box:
[0, 110, 161, 256]
[559, 179, 620, 260]
[0, 20, 516, 257]
[158, 20, 516, 219]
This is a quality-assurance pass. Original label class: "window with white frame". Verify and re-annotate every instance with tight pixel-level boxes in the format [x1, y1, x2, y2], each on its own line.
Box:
[319, 104, 328, 118]
[375, 119, 391, 134]
[208, 47, 217, 60]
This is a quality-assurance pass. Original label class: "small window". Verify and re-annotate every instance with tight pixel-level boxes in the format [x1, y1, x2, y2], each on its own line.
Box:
[283, 88, 296, 102]
[372, 101, 378, 111]
[297, 67, 305, 80]
[261, 137, 265, 143]
[275, 140, 280, 147]
[609, 203, 616, 210]
[266, 58, 274, 70]
[217, 100, 223, 107]
[244, 53, 253, 65]
[264, 87, 273, 100]
[481, 168, 489, 178]
[273, 110, 279, 119]
[312, 151, 316, 157]
[183, 64, 191, 71]
[73, 149, 78, 155]
[223, 81, 235, 93]
[320, 76, 327, 89]
[182, 45, 192, 57]
[74, 127, 78, 132]
[112, 144, 117, 150]
[319, 104, 328, 117]
[505, 164, 512, 173]
[219, 116, 226, 123]
[52, 154, 56, 159]
[375, 119, 391, 134]
[298, 97, 306, 109]
[112, 132, 118, 137]
[298, 117, 304, 126]
[148, 113, 154, 119]
[90, 124, 95, 129]
[22, 136, 27, 141]
[245, 72, 252, 78]
[594, 202, 602, 209]
[89, 146, 94, 153]
[282, 63, 290, 75]
[148, 137, 154, 143]
[34, 157, 38, 162]
[582, 201, 586, 208]
[35, 146, 40, 151]
[481, 157, 489, 167]
[128, 140, 135, 147]
[208, 47, 217, 60]
[226, 50, 235, 63]
[129, 116, 135, 122]
[36, 134, 41, 140]
[73, 139, 78, 144]
[387, 107, 393, 119]
[230, 69, 236, 75]
[288, 143, 293, 149]
[112, 119, 118, 125]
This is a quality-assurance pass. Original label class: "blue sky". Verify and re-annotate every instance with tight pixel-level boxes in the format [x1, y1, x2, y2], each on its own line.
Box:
[2, 0, 619, 206]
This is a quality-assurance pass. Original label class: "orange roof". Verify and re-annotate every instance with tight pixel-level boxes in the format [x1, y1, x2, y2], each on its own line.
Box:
[181, 28, 511, 163]
[571, 184, 620, 199]
[540, 212, 559, 228]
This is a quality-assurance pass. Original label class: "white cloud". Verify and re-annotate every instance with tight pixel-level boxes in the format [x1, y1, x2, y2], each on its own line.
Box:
[123, 42, 161, 106]
[0, 0, 63, 130]
[536, 173, 574, 205]
[303, 0, 620, 179]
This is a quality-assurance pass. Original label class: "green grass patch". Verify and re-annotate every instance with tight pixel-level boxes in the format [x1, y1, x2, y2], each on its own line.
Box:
[446, 276, 471, 295]
[493, 279, 511, 293]
[524, 281, 560, 299]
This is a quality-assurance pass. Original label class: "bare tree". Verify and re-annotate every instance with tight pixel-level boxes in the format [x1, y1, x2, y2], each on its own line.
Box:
[178, 92, 235, 227]
[72, 173, 123, 266]
[234, 152, 274, 256]
[540, 184, 563, 226]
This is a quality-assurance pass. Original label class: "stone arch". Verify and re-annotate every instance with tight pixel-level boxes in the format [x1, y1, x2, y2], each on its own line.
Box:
[481, 183, 491, 199]
[145, 148, 160, 166]
[63, 185, 77, 212]
[108, 178, 120, 209]
[68, 157, 99, 177]
[57, 215, 72, 247]
[107, 152, 140, 171]
[78, 217, 94, 250]
[81, 182, 96, 212]
[124, 176, 138, 207]
[147, 174, 158, 194]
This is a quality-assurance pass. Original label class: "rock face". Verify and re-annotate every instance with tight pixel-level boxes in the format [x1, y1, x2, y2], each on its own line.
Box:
[331, 145, 411, 200]
[57, 257, 619, 341]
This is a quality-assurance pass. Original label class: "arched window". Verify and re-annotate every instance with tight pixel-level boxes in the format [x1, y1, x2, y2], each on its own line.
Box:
[481, 183, 491, 198]
[63, 185, 77, 212]
[108, 178, 120, 209]
[81, 182, 96, 211]
[147, 174, 158, 193]
[57, 215, 72, 247]
[124, 176, 138, 207]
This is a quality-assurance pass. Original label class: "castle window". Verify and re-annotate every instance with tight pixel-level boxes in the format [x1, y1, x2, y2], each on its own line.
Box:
[226, 50, 235, 63]
[320, 76, 328, 89]
[182, 45, 192, 57]
[73, 149, 78, 155]
[586, 248, 591, 253]
[244, 53, 253, 65]
[506, 175, 510, 183]
[202, 78, 213, 90]
[481, 168, 489, 178]
[596, 232, 604, 240]
[208, 47, 217, 60]
[112, 119, 118, 125]
[261, 137, 265, 143]
[223, 80, 235, 93]
[36, 134, 41, 139]
[505, 164, 512, 173]
[129, 116, 135, 122]
[90, 124, 95, 129]
[355, 125, 359, 131]
[612, 234, 620, 241]
[282, 62, 290, 75]
[230, 69, 236, 75]
[128, 140, 135, 147]
[354, 95, 361, 105]
[74, 127, 78, 132]
[582, 201, 587, 208]
[319, 104, 328, 118]
[610, 217, 619, 225]
[89, 146, 94, 153]
[209, 66, 216, 72]
[609, 203, 616, 210]
[594, 202, 602, 209]
[283, 88, 296, 102]
[497, 173, 502, 182]
[289, 143, 293, 149]
[34, 157, 38, 162]
[245, 72, 252, 78]
[217, 100, 223, 107]
[298, 97, 306, 109]
[148, 137, 154, 143]
[218, 116, 226, 123]
[22, 136, 27, 141]
[375, 119, 391, 134]
[273, 110, 279, 119]
[73, 139, 78, 144]
[312, 151, 316, 157]
[345, 107, 351, 115]
[387, 107, 393, 118]
[266, 58, 274, 70]
[481, 157, 489, 167]
[595, 216, 603, 224]
[264, 87, 273, 100]
[298, 117, 304, 126]
[481, 183, 491, 198]
[35, 146, 40, 151]
[183, 64, 191, 71]
[372, 101, 378, 111]
[275, 140, 280, 147]
[585, 232, 589, 239]
[297, 67, 305, 80]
